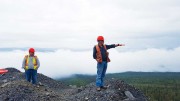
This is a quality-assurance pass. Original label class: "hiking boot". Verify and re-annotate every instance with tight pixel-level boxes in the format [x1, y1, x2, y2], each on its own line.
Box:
[96, 87, 101, 91]
[100, 86, 107, 89]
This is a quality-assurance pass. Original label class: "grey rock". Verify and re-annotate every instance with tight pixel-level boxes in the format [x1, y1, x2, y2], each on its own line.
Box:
[1, 82, 11, 88]
[2, 79, 8, 83]
[46, 92, 50, 96]
[124, 91, 135, 100]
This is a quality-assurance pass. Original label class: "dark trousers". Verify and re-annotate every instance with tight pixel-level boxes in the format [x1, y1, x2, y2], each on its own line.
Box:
[25, 69, 37, 84]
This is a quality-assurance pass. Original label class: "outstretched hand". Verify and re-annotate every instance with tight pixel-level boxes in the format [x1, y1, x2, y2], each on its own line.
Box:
[116, 44, 125, 47]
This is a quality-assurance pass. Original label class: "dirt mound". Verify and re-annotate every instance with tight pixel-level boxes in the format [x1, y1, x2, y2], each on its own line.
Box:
[66, 79, 148, 101]
[0, 68, 148, 101]
[0, 80, 64, 101]
[0, 68, 69, 90]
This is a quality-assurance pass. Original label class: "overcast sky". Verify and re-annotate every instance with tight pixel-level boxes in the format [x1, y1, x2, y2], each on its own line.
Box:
[0, 0, 180, 78]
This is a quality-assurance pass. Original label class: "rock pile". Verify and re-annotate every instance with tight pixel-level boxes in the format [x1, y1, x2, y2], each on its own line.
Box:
[66, 80, 147, 101]
[0, 68, 148, 101]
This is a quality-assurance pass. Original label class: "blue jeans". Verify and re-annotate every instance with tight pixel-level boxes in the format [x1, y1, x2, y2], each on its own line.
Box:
[96, 61, 108, 87]
[25, 69, 37, 84]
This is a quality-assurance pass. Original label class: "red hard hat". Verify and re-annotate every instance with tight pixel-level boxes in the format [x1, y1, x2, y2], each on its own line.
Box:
[29, 48, 35, 53]
[97, 36, 104, 41]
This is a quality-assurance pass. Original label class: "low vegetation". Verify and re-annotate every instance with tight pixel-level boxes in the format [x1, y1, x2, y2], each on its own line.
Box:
[59, 72, 180, 101]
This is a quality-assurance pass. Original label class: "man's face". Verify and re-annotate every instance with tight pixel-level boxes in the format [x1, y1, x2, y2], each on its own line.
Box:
[98, 40, 104, 46]
[29, 52, 34, 56]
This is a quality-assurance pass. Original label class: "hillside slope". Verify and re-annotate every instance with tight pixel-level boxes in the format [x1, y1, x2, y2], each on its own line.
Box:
[0, 68, 148, 101]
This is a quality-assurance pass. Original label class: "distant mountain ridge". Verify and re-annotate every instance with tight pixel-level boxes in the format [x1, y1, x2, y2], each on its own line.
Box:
[59, 72, 180, 86]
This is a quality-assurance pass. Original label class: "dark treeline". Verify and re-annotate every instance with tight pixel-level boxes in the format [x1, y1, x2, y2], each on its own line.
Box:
[58, 72, 180, 101]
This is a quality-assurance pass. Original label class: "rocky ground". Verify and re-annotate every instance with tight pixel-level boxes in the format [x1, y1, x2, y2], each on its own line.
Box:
[0, 68, 148, 101]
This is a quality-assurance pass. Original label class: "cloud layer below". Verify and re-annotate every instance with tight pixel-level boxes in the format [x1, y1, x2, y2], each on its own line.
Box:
[0, 47, 179, 78]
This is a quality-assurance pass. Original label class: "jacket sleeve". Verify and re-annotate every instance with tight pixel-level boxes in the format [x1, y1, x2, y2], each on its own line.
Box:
[36, 58, 40, 69]
[93, 46, 97, 59]
[22, 58, 26, 69]
[106, 44, 116, 50]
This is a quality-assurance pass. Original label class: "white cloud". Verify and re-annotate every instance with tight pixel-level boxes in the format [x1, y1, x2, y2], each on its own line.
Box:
[0, 47, 179, 78]
[0, 0, 179, 78]
[0, 0, 180, 50]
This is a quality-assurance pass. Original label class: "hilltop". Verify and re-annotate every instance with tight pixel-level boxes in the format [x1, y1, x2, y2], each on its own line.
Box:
[0, 68, 148, 101]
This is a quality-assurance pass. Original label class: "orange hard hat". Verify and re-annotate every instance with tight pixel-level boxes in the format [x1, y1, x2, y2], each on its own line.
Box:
[97, 36, 104, 41]
[29, 48, 35, 53]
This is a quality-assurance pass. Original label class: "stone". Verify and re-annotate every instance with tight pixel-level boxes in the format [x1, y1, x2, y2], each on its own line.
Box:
[124, 91, 135, 100]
